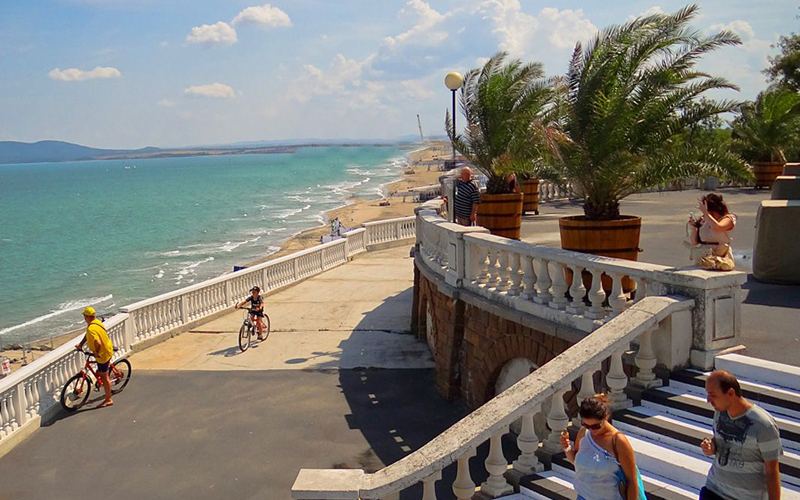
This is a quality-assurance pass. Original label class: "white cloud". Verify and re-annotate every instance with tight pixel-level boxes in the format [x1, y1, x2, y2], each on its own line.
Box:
[184, 83, 236, 99]
[186, 22, 238, 46]
[48, 66, 121, 82]
[709, 20, 756, 41]
[160, 41, 169, 48]
[383, 0, 449, 49]
[232, 4, 291, 28]
[158, 99, 176, 107]
[628, 6, 665, 20]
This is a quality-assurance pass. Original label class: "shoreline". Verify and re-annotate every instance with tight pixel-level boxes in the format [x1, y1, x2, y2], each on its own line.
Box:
[0, 141, 451, 374]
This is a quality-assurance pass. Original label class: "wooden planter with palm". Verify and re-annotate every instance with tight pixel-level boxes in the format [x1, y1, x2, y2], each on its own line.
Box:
[476, 193, 524, 239]
[521, 178, 540, 215]
[753, 161, 786, 189]
[559, 216, 642, 293]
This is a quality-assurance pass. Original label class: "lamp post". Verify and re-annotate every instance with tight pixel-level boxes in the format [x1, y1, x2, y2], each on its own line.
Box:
[444, 72, 463, 163]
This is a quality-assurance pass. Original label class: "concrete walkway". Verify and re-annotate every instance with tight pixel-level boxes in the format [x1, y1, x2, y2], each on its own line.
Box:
[133, 246, 433, 371]
[0, 246, 470, 500]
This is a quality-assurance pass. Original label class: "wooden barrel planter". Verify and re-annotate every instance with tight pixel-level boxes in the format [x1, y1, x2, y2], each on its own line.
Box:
[521, 179, 540, 215]
[476, 193, 524, 240]
[753, 161, 785, 189]
[559, 215, 642, 294]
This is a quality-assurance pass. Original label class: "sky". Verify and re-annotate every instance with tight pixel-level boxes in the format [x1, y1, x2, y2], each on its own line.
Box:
[0, 0, 796, 149]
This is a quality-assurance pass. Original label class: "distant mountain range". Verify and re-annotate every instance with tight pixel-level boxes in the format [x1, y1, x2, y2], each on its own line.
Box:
[0, 136, 433, 165]
[0, 141, 161, 165]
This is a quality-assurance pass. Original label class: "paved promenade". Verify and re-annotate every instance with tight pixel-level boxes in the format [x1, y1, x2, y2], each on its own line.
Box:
[0, 247, 470, 500]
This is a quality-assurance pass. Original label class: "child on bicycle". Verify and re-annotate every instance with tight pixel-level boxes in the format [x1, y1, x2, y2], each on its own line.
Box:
[236, 286, 267, 340]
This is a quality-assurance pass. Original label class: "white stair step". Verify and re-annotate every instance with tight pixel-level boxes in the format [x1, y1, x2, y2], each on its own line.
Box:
[642, 385, 800, 452]
[518, 471, 575, 500]
[670, 371, 800, 421]
[624, 433, 713, 490]
[614, 407, 800, 488]
[716, 353, 800, 392]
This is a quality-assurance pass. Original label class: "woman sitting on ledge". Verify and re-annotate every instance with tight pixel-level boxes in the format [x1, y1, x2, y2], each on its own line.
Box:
[687, 193, 737, 271]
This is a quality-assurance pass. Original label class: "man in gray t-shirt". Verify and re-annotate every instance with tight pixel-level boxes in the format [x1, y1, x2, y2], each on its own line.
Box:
[700, 370, 783, 500]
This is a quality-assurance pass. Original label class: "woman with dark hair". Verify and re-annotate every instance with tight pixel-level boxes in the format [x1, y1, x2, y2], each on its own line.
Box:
[560, 395, 645, 500]
[687, 193, 737, 271]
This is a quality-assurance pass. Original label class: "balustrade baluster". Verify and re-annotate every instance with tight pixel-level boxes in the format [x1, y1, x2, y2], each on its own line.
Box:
[477, 247, 490, 285]
[1, 396, 10, 437]
[496, 251, 511, 292]
[608, 274, 628, 318]
[421, 471, 441, 500]
[549, 263, 569, 310]
[633, 329, 661, 389]
[534, 259, 552, 305]
[508, 253, 523, 296]
[482, 427, 513, 497]
[574, 369, 597, 426]
[487, 250, 500, 290]
[606, 350, 632, 410]
[586, 269, 606, 319]
[633, 276, 648, 303]
[543, 389, 569, 454]
[513, 408, 543, 474]
[522, 255, 537, 301]
[452, 449, 476, 500]
[566, 265, 587, 314]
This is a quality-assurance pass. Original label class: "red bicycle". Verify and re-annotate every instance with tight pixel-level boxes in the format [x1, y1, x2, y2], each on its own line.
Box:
[60, 350, 131, 411]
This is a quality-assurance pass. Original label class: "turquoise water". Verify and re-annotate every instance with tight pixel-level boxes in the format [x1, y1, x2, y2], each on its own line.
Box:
[0, 146, 411, 345]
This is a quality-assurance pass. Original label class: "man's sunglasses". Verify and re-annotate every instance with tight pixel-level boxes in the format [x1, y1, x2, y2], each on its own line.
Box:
[582, 421, 603, 431]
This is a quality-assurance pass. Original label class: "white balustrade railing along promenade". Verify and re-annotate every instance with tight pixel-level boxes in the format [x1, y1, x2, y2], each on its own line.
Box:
[538, 180, 577, 202]
[292, 295, 693, 499]
[0, 215, 416, 452]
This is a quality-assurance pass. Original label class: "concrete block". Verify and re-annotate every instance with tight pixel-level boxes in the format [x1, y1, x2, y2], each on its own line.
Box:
[771, 175, 800, 200]
[652, 309, 692, 371]
[291, 469, 364, 499]
[753, 200, 800, 284]
[784, 163, 800, 176]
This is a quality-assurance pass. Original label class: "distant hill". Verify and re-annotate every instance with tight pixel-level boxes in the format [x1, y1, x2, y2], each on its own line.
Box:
[0, 141, 160, 165]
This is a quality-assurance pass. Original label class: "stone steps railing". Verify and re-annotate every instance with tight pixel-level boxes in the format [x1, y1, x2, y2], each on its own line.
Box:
[0, 215, 416, 452]
[291, 295, 692, 499]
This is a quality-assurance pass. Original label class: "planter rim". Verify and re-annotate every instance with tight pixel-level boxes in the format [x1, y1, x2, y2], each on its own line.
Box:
[559, 215, 641, 223]
[481, 192, 524, 199]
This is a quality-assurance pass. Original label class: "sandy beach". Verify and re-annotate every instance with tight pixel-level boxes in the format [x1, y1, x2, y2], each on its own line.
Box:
[0, 141, 452, 373]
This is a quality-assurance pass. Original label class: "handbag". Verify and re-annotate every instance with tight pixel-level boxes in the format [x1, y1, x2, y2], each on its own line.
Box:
[612, 433, 647, 500]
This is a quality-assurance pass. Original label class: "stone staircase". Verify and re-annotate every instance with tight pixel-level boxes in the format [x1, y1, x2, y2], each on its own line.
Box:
[515, 354, 800, 500]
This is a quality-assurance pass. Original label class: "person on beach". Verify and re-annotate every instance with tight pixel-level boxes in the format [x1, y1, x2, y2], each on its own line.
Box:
[454, 166, 480, 226]
[235, 286, 267, 340]
[700, 370, 782, 500]
[561, 394, 645, 500]
[687, 193, 737, 271]
[75, 306, 114, 408]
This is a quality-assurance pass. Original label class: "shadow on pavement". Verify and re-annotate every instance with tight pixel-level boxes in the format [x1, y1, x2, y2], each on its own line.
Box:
[335, 287, 521, 500]
[742, 275, 800, 309]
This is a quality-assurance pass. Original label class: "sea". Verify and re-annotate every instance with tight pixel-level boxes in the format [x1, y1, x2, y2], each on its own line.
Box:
[0, 145, 414, 347]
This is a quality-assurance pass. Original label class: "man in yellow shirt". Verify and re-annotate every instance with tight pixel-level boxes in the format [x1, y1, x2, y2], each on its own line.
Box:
[75, 307, 114, 408]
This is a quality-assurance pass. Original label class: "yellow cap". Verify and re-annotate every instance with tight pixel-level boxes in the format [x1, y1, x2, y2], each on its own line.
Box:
[82, 306, 96, 317]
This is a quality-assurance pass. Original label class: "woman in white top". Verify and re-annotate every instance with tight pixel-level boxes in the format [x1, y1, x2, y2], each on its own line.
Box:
[688, 193, 737, 271]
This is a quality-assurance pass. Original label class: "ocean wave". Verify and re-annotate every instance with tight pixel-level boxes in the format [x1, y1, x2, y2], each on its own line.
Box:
[0, 294, 114, 336]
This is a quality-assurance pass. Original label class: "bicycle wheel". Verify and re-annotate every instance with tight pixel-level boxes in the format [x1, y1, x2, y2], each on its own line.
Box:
[61, 373, 91, 411]
[109, 359, 132, 394]
[238, 323, 251, 352]
[261, 314, 271, 341]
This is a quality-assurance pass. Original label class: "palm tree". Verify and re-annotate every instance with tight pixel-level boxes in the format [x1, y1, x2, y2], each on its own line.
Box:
[446, 52, 557, 194]
[550, 4, 752, 220]
[731, 87, 800, 164]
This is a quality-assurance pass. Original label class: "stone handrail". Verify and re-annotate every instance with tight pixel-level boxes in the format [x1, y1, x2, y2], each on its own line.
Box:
[363, 216, 416, 247]
[0, 216, 417, 451]
[0, 313, 129, 445]
[414, 199, 746, 366]
[538, 180, 578, 202]
[292, 295, 693, 499]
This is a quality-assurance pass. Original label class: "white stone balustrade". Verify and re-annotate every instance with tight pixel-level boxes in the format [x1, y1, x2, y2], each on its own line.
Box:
[363, 216, 416, 247]
[291, 296, 695, 499]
